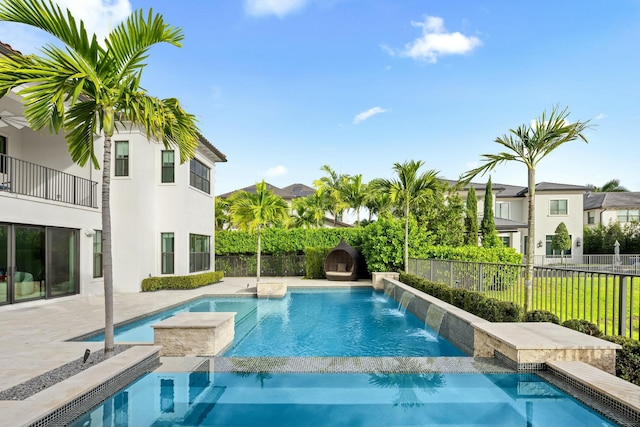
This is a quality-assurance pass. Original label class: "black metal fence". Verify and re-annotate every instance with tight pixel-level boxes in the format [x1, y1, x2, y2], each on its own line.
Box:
[215, 254, 306, 277]
[0, 153, 98, 208]
[409, 258, 640, 339]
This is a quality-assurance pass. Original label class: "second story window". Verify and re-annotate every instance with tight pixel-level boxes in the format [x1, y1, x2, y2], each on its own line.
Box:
[549, 199, 568, 216]
[190, 158, 210, 194]
[495, 202, 510, 219]
[114, 141, 129, 177]
[161, 150, 175, 183]
[617, 209, 639, 223]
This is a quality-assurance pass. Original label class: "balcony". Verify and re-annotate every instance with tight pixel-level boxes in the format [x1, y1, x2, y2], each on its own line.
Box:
[0, 153, 98, 208]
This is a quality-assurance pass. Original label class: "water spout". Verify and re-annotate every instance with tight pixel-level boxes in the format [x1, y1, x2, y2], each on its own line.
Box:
[397, 291, 414, 315]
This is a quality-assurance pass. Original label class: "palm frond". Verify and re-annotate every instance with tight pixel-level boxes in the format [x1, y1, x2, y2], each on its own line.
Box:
[65, 100, 99, 168]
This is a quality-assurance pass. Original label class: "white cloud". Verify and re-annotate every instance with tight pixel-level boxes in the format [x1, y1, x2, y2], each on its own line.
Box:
[53, 0, 132, 41]
[595, 113, 607, 120]
[353, 107, 388, 125]
[387, 16, 481, 63]
[265, 165, 288, 177]
[244, 0, 309, 17]
[0, 0, 132, 51]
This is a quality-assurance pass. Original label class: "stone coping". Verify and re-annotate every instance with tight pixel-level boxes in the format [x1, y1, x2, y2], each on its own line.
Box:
[0, 346, 160, 427]
[473, 322, 622, 350]
[151, 311, 236, 329]
[547, 361, 640, 419]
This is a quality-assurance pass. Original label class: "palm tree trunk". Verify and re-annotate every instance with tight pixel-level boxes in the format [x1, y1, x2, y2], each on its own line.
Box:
[404, 202, 409, 273]
[102, 135, 114, 356]
[256, 225, 261, 282]
[525, 167, 536, 312]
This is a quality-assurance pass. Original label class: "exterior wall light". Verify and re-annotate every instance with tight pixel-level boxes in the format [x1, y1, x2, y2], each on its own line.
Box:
[537, 240, 543, 248]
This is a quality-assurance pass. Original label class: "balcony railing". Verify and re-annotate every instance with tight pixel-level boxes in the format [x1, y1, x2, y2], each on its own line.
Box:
[0, 153, 98, 208]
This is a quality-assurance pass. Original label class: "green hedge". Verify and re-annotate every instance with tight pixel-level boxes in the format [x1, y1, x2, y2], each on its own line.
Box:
[524, 310, 560, 324]
[215, 228, 363, 255]
[602, 336, 640, 386]
[141, 271, 224, 291]
[304, 247, 332, 279]
[399, 272, 522, 322]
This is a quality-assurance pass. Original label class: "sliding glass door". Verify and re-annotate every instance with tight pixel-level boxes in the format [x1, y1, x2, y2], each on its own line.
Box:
[14, 226, 45, 301]
[48, 228, 78, 297]
[0, 224, 78, 304]
[0, 225, 7, 304]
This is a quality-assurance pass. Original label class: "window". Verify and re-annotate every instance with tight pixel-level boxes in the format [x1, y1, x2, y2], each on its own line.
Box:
[161, 150, 175, 183]
[587, 211, 595, 225]
[499, 236, 510, 247]
[189, 234, 210, 273]
[617, 209, 640, 223]
[495, 202, 510, 219]
[93, 230, 102, 278]
[0, 135, 6, 174]
[114, 141, 129, 177]
[190, 158, 210, 194]
[545, 234, 572, 257]
[161, 233, 174, 274]
[549, 199, 568, 215]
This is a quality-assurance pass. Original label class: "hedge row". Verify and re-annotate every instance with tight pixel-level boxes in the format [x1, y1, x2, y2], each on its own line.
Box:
[142, 271, 224, 291]
[304, 247, 332, 279]
[399, 272, 523, 322]
[215, 228, 363, 255]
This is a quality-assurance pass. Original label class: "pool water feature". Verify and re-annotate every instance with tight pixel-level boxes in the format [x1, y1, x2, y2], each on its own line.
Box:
[69, 371, 618, 427]
[86, 289, 465, 357]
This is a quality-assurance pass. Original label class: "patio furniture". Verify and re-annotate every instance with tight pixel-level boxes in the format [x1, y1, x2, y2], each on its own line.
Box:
[324, 239, 358, 281]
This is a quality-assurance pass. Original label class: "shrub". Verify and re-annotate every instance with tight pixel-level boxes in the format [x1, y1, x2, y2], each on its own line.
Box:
[399, 273, 522, 322]
[141, 271, 224, 291]
[562, 319, 602, 337]
[304, 247, 331, 279]
[602, 336, 640, 386]
[524, 310, 560, 324]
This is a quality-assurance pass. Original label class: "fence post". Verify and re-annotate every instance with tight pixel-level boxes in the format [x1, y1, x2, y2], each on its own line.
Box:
[477, 263, 484, 292]
[429, 259, 434, 282]
[618, 275, 628, 337]
[449, 261, 454, 287]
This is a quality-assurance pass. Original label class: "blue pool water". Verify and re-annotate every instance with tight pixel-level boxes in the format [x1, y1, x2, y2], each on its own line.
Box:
[87, 289, 465, 357]
[69, 372, 617, 427]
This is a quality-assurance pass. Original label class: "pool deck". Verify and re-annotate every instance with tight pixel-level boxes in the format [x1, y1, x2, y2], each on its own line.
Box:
[0, 276, 639, 426]
[0, 277, 361, 394]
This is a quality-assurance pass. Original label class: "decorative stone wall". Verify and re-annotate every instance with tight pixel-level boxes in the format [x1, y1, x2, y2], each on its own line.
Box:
[257, 281, 287, 298]
[372, 272, 399, 291]
[152, 312, 235, 357]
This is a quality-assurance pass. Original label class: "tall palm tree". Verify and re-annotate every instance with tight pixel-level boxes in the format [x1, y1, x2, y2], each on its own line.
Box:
[215, 197, 230, 230]
[344, 174, 367, 224]
[364, 179, 393, 221]
[291, 191, 325, 228]
[314, 164, 349, 225]
[0, 0, 199, 355]
[587, 179, 628, 192]
[462, 106, 590, 312]
[228, 181, 289, 282]
[374, 160, 440, 273]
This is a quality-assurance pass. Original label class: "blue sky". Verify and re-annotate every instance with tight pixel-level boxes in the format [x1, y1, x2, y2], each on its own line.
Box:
[1, 0, 639, 195]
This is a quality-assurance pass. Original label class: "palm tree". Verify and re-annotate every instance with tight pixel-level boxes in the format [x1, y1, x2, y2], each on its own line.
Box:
[215, 197, 230, 230]
[291, 191, 325, 228]
[462, 106, 590, 312]
[344, 174, 367, 224]
[313, 164, 349, 225]
[374, 160, 440, 273]
[587, 179, 628, 192]
[364, 179, 393, 221]
[0, 0, 200, 356]
[228, 181, 289, 282]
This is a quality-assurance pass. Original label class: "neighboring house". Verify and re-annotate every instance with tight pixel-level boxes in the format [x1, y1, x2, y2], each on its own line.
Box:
[218, 182, 352, 228]
[583, 192, 640, 227]
[453, 180, 588, 260]
[0, 42, 227, 305]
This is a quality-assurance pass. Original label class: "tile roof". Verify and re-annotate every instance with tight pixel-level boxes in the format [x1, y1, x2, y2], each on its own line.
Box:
[584, 192, 640, 210]
[197, 134, 227, 163]
[218, 182, 315, 200]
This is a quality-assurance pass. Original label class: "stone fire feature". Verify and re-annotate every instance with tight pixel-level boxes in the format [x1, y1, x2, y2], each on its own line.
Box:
[473, 322, 621, 374]
[152, 312, 235, 356]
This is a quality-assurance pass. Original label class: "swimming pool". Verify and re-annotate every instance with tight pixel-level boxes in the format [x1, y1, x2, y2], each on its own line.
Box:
[69, 371, 617, 427]
[87, 289, 465, 357]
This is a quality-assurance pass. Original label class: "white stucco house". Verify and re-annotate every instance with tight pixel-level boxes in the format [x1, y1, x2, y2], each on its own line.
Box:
[0, 42, 227, 305]
[583, 192, 640, 227]
[454, 180, 589, 261]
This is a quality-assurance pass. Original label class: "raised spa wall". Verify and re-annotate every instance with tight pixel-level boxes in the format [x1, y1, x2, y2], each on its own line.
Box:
[380, 277, 620, 374]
